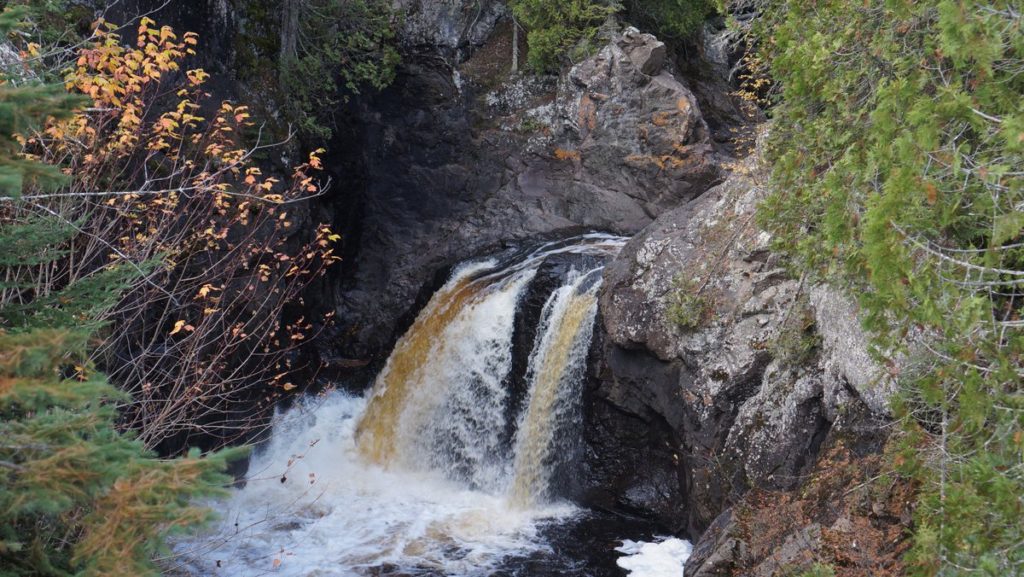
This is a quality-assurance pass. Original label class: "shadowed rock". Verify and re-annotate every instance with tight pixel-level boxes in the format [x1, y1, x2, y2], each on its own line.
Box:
[334, 25, 723, 359]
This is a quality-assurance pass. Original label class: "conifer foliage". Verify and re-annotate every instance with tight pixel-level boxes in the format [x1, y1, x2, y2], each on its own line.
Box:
[0, 329, 239, 576]
[754, 0, 1023, 573]
[0, 8, 336, 575]
[0, 8, 82, 197]
[510, 0, 619, 72]
[510, 0, 718, 72]
[0, 15, 236, 576]
[279, 0, 400, 139]
[621, 0, 716, 41]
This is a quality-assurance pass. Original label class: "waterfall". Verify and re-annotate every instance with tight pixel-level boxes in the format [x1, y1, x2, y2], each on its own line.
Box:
[174, 234, 625, 577]
[510, 270, 600, 507]
[355, 260, 533, 490]
[356, 234, 623, 497]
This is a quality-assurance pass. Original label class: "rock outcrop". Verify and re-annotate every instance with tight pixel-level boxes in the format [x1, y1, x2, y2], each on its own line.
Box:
[394, 0, 506, 52]
[553, 27, 719, 212]
[333, 26, 722, 358]
[581, 133, 897, 540]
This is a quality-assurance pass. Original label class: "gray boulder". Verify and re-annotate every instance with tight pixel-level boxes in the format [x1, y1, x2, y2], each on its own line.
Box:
[554, 27, 719, 212]
[624, 28, 667, 74]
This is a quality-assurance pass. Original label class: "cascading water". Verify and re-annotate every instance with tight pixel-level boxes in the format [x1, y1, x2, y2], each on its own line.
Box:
[510, 270, 600, 507]
[356, 259, 531, 490]
[172, 235, 646, 577]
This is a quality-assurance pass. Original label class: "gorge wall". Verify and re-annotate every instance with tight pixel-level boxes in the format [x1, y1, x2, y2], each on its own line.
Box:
[332, 16, 726, 359]
[582, 143, 908, 576]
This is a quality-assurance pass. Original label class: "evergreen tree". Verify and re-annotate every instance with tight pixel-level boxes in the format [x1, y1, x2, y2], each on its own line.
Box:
[278, 0, 400, 140]
[0, 7, 82, 198]
[752, 0, 1023, 573]
[622, 0, 716, 41]
[510, 0, 717, 73]
[0, 7, 240, 575]
[0, 327, 240, 576]
[510, 0, 619, 72]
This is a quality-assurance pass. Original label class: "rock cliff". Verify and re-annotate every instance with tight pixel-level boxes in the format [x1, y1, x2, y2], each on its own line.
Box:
[334, 25, 723, 357]
[580, 132, 905, 571]
[585, 132, 897, 537]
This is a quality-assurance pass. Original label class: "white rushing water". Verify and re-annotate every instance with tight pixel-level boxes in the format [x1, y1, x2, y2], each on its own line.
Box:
[171, 393, 574, 576]
[173, 235, 628, 576]
[510, 269, 600, 506]
[616, 538, 694, 577]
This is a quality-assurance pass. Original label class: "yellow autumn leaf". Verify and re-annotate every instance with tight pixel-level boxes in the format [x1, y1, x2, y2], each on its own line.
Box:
[169, 319, 186, 335]
[169, 320, 195, 335]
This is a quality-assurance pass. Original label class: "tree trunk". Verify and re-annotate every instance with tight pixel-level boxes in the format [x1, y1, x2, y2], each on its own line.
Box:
[512, 16, 519, 74]
[280, 0, 301, 64]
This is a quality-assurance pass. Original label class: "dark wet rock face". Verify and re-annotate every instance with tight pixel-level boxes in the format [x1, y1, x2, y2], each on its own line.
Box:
[580, 338, 690, 530]
[395, 0, 506, 52]
[334, 26, 723, 359]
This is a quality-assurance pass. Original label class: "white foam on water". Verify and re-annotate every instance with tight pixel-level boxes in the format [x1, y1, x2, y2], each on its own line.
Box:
[172, 393, 576, 576]
[615, 538, 694, 577]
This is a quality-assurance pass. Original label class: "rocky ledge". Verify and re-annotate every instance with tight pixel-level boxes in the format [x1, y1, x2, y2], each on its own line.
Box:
[579, 132, 909, 574]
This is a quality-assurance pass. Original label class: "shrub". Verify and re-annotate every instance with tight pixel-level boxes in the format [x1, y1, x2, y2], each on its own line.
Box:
[666, 276, 712, 329]
[0, 9, 242, 574]
[511, 0, 618, 72]
[11, 18, 339, 454]
[770, 297, 820, 367]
